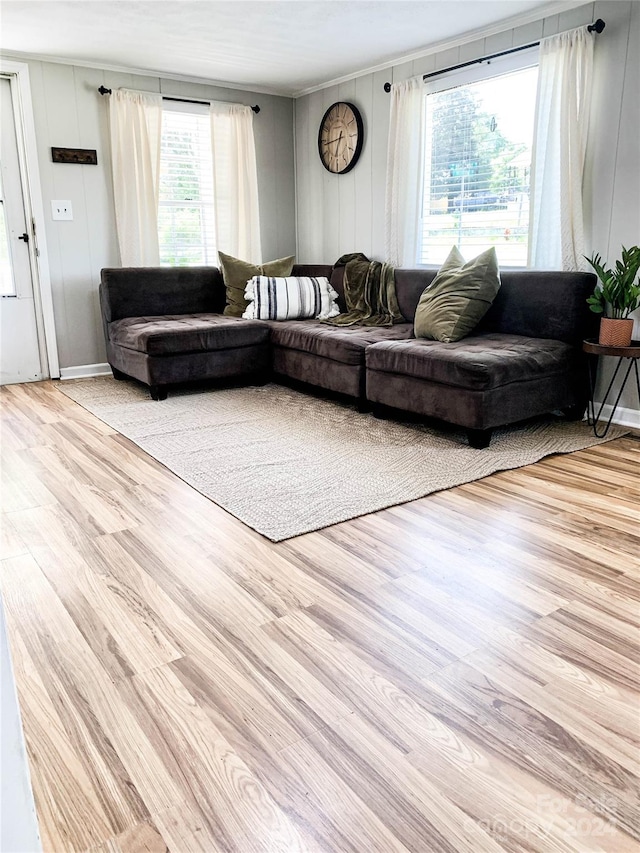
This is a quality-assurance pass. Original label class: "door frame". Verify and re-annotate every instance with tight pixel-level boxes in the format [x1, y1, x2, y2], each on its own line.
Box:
[0, 58, 59, 379]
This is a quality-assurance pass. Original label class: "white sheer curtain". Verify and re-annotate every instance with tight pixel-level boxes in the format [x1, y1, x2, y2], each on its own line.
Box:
[384, 77, 425, 267]
[109, 89, 163, 266]
[528, 27, 594, 270]
[210, 103, 262, 263]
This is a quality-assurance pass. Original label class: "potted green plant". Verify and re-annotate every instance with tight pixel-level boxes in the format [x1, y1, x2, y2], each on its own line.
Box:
[585, 245, 640, 347]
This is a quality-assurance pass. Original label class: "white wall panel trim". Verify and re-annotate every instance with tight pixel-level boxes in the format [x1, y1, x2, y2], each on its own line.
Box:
[59, 363, 111, 379]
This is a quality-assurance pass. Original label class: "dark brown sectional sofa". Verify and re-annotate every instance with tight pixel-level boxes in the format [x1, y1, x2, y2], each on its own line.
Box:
[100, 263, 597, 447]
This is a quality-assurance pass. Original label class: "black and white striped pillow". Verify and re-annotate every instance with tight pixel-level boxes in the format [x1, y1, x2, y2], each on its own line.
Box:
[242, 276, 340, 321]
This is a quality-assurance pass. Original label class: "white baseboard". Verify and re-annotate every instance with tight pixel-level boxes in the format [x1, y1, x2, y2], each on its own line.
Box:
[59, 362, 111, 380]
[591, 402, 640, 431]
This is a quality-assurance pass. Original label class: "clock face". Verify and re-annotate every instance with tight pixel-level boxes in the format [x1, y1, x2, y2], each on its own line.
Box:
[318, 101, 364, 174]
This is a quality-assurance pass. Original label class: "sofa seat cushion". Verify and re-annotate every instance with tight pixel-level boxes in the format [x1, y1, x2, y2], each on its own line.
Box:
[366, 333, 578, 391]
[268, 320, 415, 366]
[109, 314, 269, 356]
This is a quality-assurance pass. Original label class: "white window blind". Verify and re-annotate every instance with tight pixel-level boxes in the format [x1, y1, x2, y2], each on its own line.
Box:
[158, 103, 216, 266]
[419, 60, 538, 267]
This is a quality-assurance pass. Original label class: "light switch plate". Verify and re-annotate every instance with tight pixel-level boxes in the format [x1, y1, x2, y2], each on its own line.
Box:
[51, 200, 73, 221]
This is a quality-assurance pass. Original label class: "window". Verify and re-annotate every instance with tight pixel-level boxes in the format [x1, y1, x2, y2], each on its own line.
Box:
[418, 52, 538, 267]
[158, 103, 216, 266]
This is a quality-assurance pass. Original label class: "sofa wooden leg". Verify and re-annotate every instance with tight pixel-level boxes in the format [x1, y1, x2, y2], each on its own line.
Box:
[467, 428, 492, 449]
[111, 367, 127, 381]
[562, 403, 586, 421]
[149, 385, 167, 401]
[370, 403, 388, 419]
[250, 370, 271, 387]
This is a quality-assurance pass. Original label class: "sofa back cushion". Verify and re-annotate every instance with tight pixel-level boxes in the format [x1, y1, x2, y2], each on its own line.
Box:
[293, 264, 334, 280]
[395, 268, 597, 345]
[395, 269, 438, 321]
[101, 267, 225, 323]
[100, 264, 331, 324]
[477, 271, 598, 345]
[329, 267, 346, 311]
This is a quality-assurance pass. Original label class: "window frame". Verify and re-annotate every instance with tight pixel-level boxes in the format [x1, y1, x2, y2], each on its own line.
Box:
[417, 46, 539, 270]
[157, 99, 218, 267]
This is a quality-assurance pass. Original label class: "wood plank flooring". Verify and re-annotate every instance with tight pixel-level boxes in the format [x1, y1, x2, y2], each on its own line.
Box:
[1, 380, 639, 853]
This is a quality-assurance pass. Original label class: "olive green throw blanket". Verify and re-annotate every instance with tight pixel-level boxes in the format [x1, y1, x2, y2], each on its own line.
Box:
[323, 253, 403, 326]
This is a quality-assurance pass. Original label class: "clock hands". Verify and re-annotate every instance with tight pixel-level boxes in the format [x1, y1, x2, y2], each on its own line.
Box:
[324, 132, 357, 145]
[324, 131, 356, 171]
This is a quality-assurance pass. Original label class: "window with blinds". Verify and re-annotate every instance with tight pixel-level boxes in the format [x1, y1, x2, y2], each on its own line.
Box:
[419, 62, 538, 267]
[158, 104, 216, 266]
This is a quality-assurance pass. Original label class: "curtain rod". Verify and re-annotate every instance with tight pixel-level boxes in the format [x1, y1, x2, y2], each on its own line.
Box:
[97, 86, 260, 113]
[382, 18, 605, 92]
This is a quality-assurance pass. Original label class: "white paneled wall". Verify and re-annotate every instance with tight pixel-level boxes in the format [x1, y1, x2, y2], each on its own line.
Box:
[6, 57, 296, 371]
[295, 1, 640, 420]
[586, 0, 639, 418]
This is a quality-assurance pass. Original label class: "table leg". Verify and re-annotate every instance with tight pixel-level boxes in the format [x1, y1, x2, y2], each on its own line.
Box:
[587, 356, 635, 438]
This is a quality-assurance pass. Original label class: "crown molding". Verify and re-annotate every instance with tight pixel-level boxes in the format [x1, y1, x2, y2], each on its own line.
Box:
[0, 50, 292, 99]
[292, 0, 588, 97]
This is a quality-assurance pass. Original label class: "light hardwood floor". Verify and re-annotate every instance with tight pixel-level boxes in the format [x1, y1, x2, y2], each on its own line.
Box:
[1, 380, 639, 853]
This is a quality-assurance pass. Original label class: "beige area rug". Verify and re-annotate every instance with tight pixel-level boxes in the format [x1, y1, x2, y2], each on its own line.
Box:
[59, 378, 626, 541]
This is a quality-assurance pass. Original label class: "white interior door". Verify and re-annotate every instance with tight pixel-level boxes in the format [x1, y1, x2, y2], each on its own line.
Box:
[0, 75, 44, 385]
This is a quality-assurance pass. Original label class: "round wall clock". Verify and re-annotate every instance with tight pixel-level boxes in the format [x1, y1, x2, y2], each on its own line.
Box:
[318, 101, 364, 174]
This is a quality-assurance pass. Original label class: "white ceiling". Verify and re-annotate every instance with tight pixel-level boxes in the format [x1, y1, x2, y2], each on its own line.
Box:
[2, 1, 564, 96]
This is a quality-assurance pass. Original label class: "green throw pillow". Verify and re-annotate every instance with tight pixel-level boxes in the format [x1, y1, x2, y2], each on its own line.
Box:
[219, 251, 295, 317]
[414, 246, 501, 343]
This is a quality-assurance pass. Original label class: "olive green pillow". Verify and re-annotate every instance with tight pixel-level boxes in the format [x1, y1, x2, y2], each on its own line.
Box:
[219, 251, 295, 317]
[414, 246, 501, 343]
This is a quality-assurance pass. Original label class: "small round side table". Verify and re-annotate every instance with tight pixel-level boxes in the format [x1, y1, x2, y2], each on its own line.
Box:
[583, 338, 640, 437]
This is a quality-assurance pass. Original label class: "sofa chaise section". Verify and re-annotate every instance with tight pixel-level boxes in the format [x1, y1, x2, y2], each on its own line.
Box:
[100, 264, 328, 400]
[365, 270, 597, 446]
[108, 313, 270, 399]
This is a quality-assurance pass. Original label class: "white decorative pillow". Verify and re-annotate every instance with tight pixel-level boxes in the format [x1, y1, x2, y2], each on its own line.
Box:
[242, 276, 340, 321]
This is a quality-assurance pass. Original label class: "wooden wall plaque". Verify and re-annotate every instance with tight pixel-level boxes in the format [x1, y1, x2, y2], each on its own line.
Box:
[51, 147, 98, 165]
